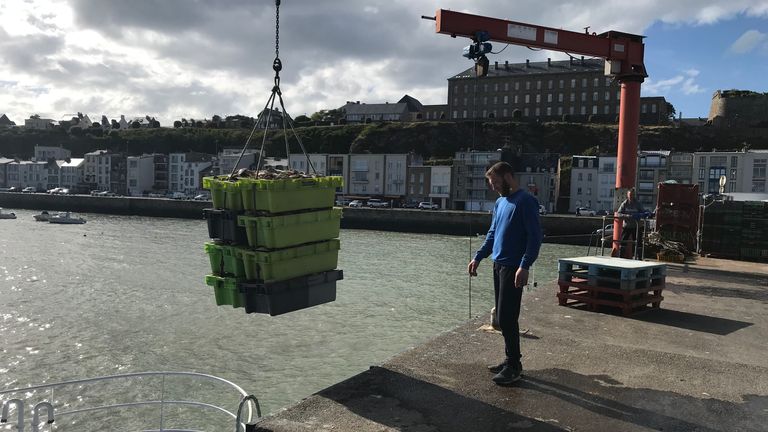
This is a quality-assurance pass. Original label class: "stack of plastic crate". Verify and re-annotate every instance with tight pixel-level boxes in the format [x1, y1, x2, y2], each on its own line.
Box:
[202, 174, 344, 315]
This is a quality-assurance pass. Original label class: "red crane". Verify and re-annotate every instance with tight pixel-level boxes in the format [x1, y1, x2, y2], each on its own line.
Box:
[429, 9, 648, 256]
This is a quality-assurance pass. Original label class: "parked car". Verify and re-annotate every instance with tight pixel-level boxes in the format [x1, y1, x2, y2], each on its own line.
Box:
[335, 198, 352, 206]
[193, 194, 210, 201]
[348, 200, 364, 208]
[8, 186, 20, 192]
[22, 186, 37, 193]
[575, 207, 596, 216]
[596, 209, 610, 216]
[401, 201, 419, 209]
[595, 224, 614, 237]
[147, 193, 165, 198]
[367, 199, 390, 208]
[170, 192, 188, 200]
[538, 205, 547, 215]
[418, 201, 439, 210]
[48, 187, 63, 194]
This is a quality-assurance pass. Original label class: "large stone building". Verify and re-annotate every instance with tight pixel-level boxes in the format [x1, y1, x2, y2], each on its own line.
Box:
[708, 90, 768, 128]
[447, 58, 670, 124]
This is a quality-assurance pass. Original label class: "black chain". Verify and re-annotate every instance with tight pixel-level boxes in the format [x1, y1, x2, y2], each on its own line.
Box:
[275, 0, 280, 59]
[272, 0, 282, 84]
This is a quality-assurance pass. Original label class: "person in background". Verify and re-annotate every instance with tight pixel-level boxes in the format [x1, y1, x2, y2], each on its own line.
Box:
[615, 188, 646, 258]
[467, 161, 543, 386]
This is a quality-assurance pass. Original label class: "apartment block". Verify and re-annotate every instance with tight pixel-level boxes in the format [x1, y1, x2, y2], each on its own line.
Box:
[693, 150, 768, 194]
[636, 151, 669, 208]
[569, 155, 599, 212]
[452, 151, 501, 211]
[127, 155, 157, 196]
[429, 165, 451, 209]
[169, 152, 213, 195]
[34, 145, 71, 161]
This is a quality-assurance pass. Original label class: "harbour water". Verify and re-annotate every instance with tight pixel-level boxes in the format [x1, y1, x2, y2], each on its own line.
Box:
[0, 209, 587, 427]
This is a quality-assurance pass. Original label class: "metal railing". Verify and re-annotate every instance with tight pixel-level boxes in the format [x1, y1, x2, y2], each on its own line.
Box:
[0, 371, 260, 432]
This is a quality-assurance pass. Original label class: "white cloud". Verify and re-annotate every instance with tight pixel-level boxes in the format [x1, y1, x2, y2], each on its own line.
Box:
[729, 29, 768, 54]
[643, 69, 705, 96]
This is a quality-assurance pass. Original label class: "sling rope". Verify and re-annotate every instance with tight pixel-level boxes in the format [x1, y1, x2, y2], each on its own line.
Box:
[228, 0, 316, 180]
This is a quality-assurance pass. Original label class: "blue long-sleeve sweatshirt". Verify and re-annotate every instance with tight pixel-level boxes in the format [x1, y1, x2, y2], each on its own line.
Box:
[474, 189, 543, 270]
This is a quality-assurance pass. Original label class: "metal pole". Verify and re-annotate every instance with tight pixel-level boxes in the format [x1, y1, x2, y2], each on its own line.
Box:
[612, 79, 642, 257]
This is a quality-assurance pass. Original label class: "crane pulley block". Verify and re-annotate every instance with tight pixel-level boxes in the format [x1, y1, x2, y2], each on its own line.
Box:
[462, 42, 492, 59]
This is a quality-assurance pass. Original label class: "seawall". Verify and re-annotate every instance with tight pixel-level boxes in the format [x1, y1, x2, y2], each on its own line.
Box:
[0, 193, 606, 244]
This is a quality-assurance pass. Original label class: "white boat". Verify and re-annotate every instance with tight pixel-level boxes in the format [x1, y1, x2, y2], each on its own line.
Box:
[0, 208, 17, 219]
[33, 210, 57, 221]
[0, 371, 261, 431]
[48, 211, 86, 224]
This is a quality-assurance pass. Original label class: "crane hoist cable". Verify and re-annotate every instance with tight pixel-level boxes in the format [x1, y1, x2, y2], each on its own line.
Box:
[229, 0, 317, 180]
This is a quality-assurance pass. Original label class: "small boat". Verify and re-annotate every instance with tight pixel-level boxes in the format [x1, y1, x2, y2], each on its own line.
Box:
[49, 211, 86, 224]
[34, 210, 57, 221]
[0, 208, 17, 219]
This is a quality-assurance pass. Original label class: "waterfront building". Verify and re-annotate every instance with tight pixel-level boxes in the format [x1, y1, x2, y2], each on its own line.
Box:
[693, 149, 768, 194]
[447, 58, 670, 124]
[84, 150, 126, 194]
[637, 151, 670, 208]
[0, 158, 14, 188]
[429, 165, 451, 209]
[512, 153, 559, 213]
[569, 155, 599, 212]
[6, 160, 48, 190]
[34, 145, 71, 161]
[289, 154, 328, 175]
[596, 156, 617, 212]
[169, 152, 213, 196]
[152, 154, 169, 192]
[57, 158, 85, 191]
[218, 148, 259, 176]
[127, 155, 157, 196]
[666, 152, 694, 184]
[452, 150, 501, 211]
[408, 165, 432, 205]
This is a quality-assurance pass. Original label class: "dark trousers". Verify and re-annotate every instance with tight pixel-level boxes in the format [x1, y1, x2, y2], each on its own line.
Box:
[493, 262, 524, 368]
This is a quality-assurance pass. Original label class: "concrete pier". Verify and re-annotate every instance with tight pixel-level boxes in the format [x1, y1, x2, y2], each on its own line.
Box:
[253, 258, 768, 431]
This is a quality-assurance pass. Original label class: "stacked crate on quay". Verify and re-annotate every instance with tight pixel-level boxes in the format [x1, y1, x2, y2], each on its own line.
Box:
[740, 201, 768, 262]
[557, 256, 666, 316]
[202, 174, 344, 315]
[700, 201, 743, 260]
[655, 183, 699, 252]
[701, 200, 768, 262]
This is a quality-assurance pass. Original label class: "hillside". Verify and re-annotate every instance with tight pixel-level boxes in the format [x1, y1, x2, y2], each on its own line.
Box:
[1, 120, 767, 160]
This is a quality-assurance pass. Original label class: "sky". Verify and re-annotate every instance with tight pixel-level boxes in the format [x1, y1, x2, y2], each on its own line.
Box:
[1, 0, 767, 127]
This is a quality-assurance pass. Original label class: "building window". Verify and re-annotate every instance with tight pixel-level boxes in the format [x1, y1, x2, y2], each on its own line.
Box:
[558, 106, 563, 115]
[651, 104, 657, 113]
[641, 104, 647, 113]
[515, 82, 520, 90]
[587, 187, 592, 195]
[570, 93, 576, 102]
[546, 107, 552, 115]
[571, 79, 576, 87]
[526, 82, 531, 90]
[493, 96, 497, 104]
[754, 159, 767, 179]
[730, 168, 737, 180]
[698, 168, 705, 180]
[514, 95, 519, 103]
[604, 105, 610, 114]
[593, 78, 599, 87]
[587, 173, 592, 181]
[592, 106, 598, 114]
[581, 92, 587, 101]
[504, 83, 509, 91]
[452, 110, 458, 119]
[581, 106, 587, 115]
[535, 107, 540, 116]
[578, 173, 583, 181]
[605, 91, 610, 101]
[536, 94, 541, 103]
[525, 95, 530, 103]
[503, 108, 508, 117]
[558, 93, 564, 102]
[559, 79, 564, 89]
[581, 78, 587, 87]
[524, 108, 529, 116]
[537, 80, 542, 89]
[494, 83, 498, 91]
[592, 92, 599, 101]
[569, 106, 575, 115]
[462, 110, 467, 118]
[503, 95, 509, 104]
[547, 94, 553, 103]
[752, 180, 766, 193]
[730, 156, 738, 167]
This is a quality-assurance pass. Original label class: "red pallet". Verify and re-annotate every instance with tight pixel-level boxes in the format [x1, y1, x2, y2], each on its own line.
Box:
[557, 277, 664, 316]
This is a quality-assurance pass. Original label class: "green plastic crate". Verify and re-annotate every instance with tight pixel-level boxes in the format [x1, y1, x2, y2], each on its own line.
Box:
[238, 239, 340, 282]
[204, 274, 244, 308]
[239, 176, 343, 213]
[204, 242, 246, 278]
[202, 177, 243, 211]
[237, 208, 342, 249]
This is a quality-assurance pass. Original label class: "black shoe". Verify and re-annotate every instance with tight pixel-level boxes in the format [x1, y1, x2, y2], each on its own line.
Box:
[492, 365, 522, 385]
[487, 362, 506, 374]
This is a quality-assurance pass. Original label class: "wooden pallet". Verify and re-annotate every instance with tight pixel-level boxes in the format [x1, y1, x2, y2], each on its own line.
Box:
[557, 277, 664, 316]
[558, 270, 665, 291]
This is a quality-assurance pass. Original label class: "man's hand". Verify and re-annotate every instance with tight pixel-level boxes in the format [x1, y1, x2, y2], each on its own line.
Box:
[515, 268, 529, 288]
[467, 260, 479, 277]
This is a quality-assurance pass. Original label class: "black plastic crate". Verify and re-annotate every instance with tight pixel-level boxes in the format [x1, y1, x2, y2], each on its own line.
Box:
[238, 270, 343, 316]
[203, 208, 247, 244]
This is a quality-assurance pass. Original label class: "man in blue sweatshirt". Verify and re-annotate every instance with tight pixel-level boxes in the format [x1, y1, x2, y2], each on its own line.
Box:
[468, 161, 543, 385]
